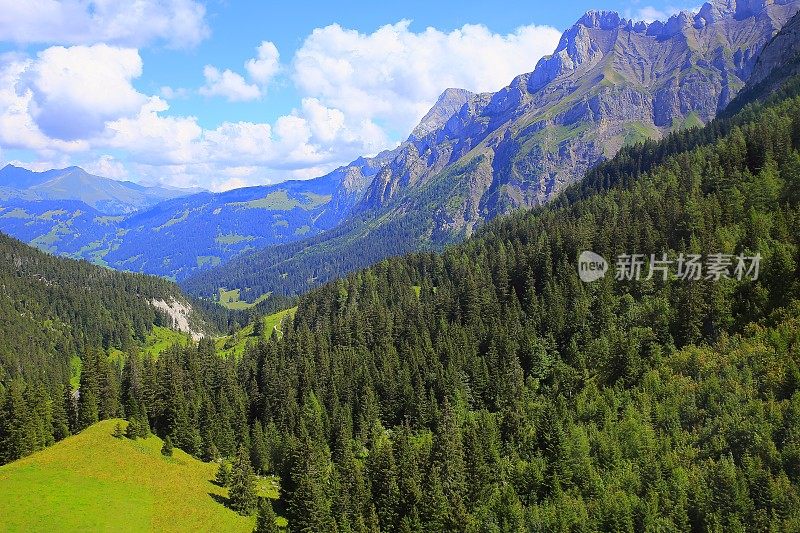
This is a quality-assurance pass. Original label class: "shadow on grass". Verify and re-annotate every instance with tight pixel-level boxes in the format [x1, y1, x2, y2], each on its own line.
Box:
[209, 493, 229, 507]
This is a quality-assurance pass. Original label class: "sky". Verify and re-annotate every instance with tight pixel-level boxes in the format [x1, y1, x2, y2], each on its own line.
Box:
[0, 0, 699, 191]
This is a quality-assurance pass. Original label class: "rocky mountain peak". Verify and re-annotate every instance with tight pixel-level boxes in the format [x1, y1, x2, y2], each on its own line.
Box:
[696, 0, 796, 24]
[576, 10, 627, 30]
[410, 88, 474, 140]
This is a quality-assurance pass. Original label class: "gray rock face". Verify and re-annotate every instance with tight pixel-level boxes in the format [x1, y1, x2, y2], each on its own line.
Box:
[744, 7, 800, 90]
[410, 88, 475, 140]
[358, 0, 800, 240]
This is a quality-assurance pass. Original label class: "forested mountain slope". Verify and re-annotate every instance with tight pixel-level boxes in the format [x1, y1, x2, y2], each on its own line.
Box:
[235, 74, 800, 531]
[185, 0, 800, 302]
[0, 231, 210, 464]
[23, 65, 800, 531]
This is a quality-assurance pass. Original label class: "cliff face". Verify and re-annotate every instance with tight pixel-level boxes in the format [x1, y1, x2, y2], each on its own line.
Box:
[358, 0, 800, 239]
[743, 7, 800, 93]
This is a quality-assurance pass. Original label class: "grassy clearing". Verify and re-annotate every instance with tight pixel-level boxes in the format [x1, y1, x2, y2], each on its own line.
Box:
[216, 307, 297, 358]
[0, 420, 284, 532]
[217, 288, 271, 310]
[141, 326, 191, 358]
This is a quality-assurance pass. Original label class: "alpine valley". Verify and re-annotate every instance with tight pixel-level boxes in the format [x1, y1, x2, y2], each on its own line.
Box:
[2, 0, 800, 531]
[2, 0, 799, 302]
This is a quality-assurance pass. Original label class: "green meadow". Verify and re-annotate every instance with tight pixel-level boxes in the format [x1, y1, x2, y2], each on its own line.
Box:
[0, 420, 283, 532]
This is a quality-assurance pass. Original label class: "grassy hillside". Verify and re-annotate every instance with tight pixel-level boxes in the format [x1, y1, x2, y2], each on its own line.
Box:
[0, 420, 282, 532]
[141, 326, 192, 358]
[216, 307, 296, 358]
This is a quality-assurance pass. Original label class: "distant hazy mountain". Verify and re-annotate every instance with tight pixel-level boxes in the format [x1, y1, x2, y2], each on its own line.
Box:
[184, 0, 800, 302]
[0, 153, 395, 280]
[0, 165, 202, 215]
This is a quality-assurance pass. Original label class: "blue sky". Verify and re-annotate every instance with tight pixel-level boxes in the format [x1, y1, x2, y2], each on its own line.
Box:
[0, 0, 697, 190]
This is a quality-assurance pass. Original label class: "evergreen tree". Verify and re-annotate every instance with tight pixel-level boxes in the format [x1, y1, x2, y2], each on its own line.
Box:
[216, 460, 231, 487]
[254, 498, 280, 533]
[161, 435, 174, 456]
[51, 383, 71, 442]
[0, 381, 36, 463]
[125, 418, 141, 440]
[229, 445, 257, 515]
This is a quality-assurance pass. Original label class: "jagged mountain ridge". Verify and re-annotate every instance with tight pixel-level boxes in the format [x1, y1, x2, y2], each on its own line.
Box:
[184, 0, 800, 301]
[360, 0, 800, 235]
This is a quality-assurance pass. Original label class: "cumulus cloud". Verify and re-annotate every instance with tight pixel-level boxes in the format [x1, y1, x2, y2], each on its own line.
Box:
[199, 66, 262, 102]
[0, 54, 89, 153]
[0, 21, 564, 190]
[293, 21, 561, 134]
[245, 41, 281, 86]
[18, 45, 147, 140]
[626, 5, 700, 23]
[0, 0, 209, 48]
[83, 154, 129, 179]
[200, 41, 282, 101]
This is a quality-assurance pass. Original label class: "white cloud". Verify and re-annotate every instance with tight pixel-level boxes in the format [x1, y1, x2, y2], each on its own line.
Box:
[0, 0, 209, 48]
[18, 45, 147, 140]
[160, 86, 190, 100]
[0, 21, 562, 191]
[0, 54, 89, 153]
[83, 154, 129, 179]
[199, 66, 262, 102]
[200, 41, 282, 102]
[105, 97, 203, 166]
[293, 21, 562, 134]
[626, 5, 700, 23]
[245, 41, 281, 86]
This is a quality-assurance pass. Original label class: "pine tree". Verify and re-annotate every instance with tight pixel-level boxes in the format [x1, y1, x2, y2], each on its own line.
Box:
[216, 461, 231, 487]
[254, 498, 279, 533]
[51, 383, 71, 442]
[229, 445, 257, 515]
[0, 380, 36, 463]
[77, 350, 100, 430]
[161, 435, 174, 456]
[113, 422, 124, 439]
[253, 317, 265, 338]
[125, 418, 141, 440]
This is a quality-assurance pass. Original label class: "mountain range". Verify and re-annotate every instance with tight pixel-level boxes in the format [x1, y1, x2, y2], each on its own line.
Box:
[0, 0, 798, 300]
[184, 0, 800, 301]
[3, 1, 800, 528]
[0, 165, 202, 215]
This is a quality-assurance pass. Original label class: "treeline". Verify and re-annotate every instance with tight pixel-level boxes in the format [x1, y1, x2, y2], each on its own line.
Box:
[0, 232, 214, 463]
[3, 76, 799, 532]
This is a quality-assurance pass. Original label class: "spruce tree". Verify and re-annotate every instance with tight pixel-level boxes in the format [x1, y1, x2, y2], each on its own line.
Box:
[77, 350, 100, 430]
[229, 445, 257, 515]
[51, 383, 71, 442]
[113, 422, 124, 439]
[216, 461, 231, 487]
[161, 435, 174, 456]
[254, 498, 279, 533]
[0, 380, 35, 463]
[125, 418, 140, 440]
